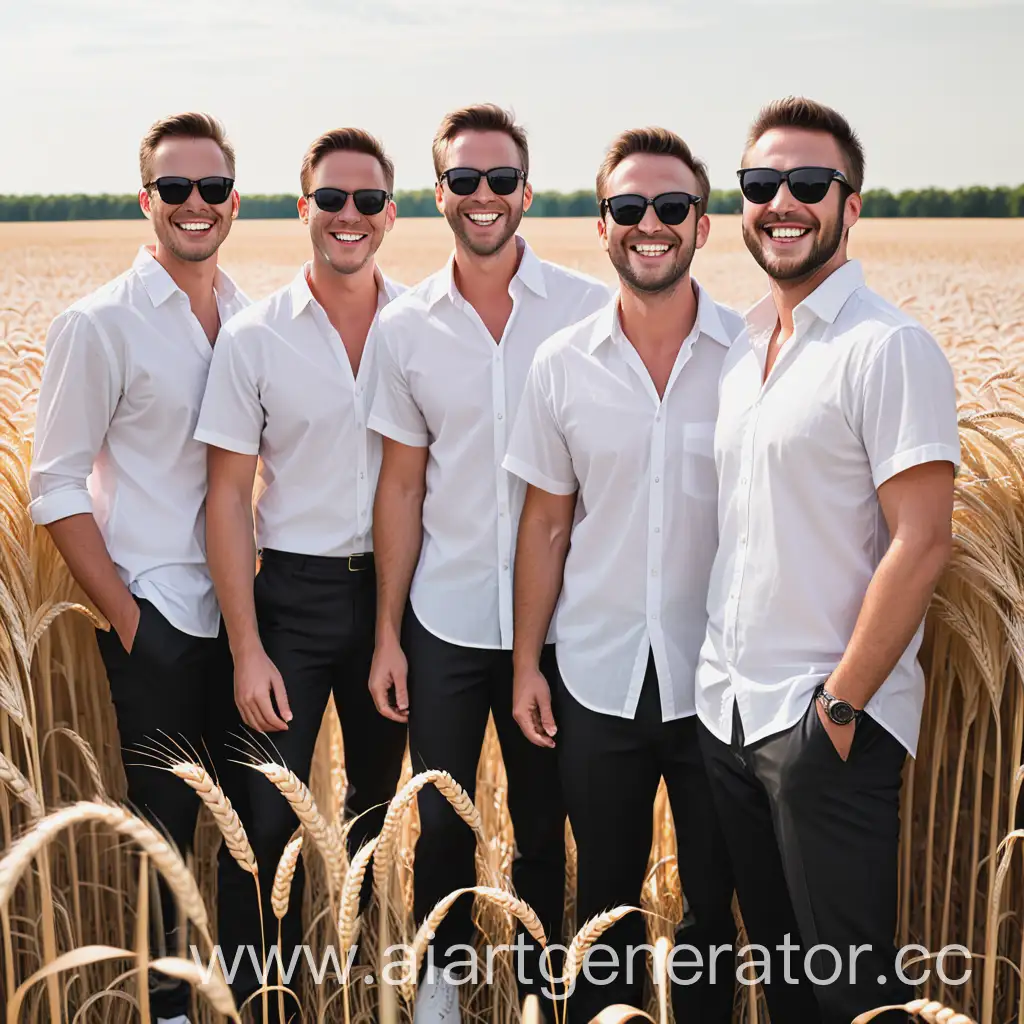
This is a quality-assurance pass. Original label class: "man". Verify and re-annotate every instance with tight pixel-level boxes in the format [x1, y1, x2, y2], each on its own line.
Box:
[367, 103, 610, 1023]
[195, 128, 408, 1017]
[696, 97, 960, 1024]
[504, 128, 740, 1023]
[28, 112, 256, 1024]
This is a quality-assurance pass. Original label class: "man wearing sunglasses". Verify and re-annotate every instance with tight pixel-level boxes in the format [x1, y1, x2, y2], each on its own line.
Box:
[29, 112, 254, 1024]
[696, 97, 960, 1024]
[367, 103, 610, 1023]
[195, 127, 407, 1018]
[504, 127, 740, 1023]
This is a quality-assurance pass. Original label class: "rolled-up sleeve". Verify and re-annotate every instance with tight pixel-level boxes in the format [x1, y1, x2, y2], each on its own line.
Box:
[194, 324, 263, 456]
[367, 323, 429, 447]
[502, 355, 577, 496]
[860, 326, 962, 489]
[28, 311, 120, 525]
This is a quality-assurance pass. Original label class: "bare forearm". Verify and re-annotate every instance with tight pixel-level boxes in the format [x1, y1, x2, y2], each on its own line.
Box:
[206, 486, 260, 658]
[512, 504, 571, 674]
[373, 478, 424, 644]
[45, 513, 136, 632]
[829, 535, 951, 709]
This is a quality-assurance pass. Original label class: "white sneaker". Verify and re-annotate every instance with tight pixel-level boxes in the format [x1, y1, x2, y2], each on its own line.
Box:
[156, 1017, 190, 1024]
[413, 972, 462, 1023]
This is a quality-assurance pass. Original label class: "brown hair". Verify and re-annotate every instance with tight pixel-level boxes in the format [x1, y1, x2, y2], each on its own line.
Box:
[139, 112, 235, 185]
[744, 97, 865, 192]
[432, 103, 529, 180]
[300, 128, 395, 196]
[596, 127, 711, 211]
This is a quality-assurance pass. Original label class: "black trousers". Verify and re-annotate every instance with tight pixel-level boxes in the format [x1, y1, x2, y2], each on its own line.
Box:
[698, 695, 913, 1024]
[96, 597, 259, 1020]
[555, 652, 737, 1024]
[241, 549, 407, 1014]
[404, 610, 565, 1010]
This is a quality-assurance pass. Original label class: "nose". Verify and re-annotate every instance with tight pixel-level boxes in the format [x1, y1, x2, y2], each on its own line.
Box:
[335, 194, 361, 222]
[637, 202, 662, 233]
[473, 176, 498, 204]
[768, 180, 799, 216]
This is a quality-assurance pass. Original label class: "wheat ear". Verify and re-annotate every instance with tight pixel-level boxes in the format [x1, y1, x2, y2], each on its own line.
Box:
[271, 834, 303, 921]
[563, 906, 639, 983]
[412, 886, 546, 975]
[0, 801, 210, 944]
[337, 836, 378, 954]
[853, 998, 976, 1024]
[0, 750, 42, 820]
[170, 762, 257, 876]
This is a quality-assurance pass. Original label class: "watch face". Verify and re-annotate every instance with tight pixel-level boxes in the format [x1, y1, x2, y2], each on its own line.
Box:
[829, 700, 855, 726]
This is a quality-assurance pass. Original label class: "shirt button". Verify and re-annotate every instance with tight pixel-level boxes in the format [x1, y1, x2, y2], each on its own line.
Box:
[654, 476, 660, 484]
[497, 412, 504, 420]
[654, 526, 660, 534]
[651, 612, 659, 621]
[503, 562, 510, 571]
[740, 477, 748, 486]
[360, 472, 365, 479]
[651, 569, 658, 577]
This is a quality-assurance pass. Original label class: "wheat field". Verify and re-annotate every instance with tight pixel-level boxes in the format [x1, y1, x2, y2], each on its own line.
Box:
[1, 216, 1023, 1024]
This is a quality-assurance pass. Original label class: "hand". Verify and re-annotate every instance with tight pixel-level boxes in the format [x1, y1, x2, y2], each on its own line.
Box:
[816, 698, 855, 761]
[235, 644, 292, 733]
[113, 600, 141, 655]
[369, 638, 409, 723]
[513, 666, 557, 748]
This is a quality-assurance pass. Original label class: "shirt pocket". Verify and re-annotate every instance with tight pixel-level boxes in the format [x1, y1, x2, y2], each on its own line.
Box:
[680, 420, 718, 500]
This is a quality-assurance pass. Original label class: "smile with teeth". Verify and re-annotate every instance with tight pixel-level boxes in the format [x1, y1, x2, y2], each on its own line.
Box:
[332, 232, 367, 243]
[176, 222, 213, 233]
[765, 226, 811, 240]
[467, 212, 500, 225]
[632, 243, 672, 257]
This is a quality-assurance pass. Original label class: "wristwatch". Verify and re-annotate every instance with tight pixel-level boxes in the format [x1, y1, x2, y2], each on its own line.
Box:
[815, 682, 863, 726]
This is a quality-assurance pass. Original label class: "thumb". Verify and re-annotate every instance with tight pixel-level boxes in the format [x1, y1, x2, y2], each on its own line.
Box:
[271, 667, 293, 722]
[537, 686, 557, 737]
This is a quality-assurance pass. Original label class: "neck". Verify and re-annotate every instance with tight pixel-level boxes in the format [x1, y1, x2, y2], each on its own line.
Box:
[618, 273, 699, 351]
[452, 234, 522, 305]
[769, 251, 849, 336]
[307, 255, 379, 317]
[150, 242, 219, 307]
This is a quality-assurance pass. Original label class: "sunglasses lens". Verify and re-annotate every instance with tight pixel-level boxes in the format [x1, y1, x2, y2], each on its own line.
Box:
[313, 188, 348, 212]
[606, 195, 646, 226]
[787, 169, 834, 204]
[154, 177, 193, 205]
[652, 193, 692, 225]
[197, 177, 234, 205]
[353, 190, 389, 216]
[739, 170, 782, 205]
[445, 170, 482, 196]
[486, 168, 522, 196]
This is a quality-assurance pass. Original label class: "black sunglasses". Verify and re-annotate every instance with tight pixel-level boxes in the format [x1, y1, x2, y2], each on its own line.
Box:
[736, 166, 851, 206]
[144, 176, 235, 205]
[306, 187, 393, 216]
[439, 166, 527, 197]
[600, 191, 702, 227]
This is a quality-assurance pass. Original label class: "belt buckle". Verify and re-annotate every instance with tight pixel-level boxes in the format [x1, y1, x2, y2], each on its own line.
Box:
[347, 554, 368, 572]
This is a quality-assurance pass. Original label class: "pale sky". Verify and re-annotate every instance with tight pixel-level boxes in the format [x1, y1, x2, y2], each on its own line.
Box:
[2, 0, 1022, 196]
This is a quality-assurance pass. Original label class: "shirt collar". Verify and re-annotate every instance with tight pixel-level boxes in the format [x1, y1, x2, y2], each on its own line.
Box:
[746, 258, 866, 337]
[132, 245, 239, 309]
[426, 235, 547, 309]
[589, 278, 731, 354]
[290, 262, 397, 319]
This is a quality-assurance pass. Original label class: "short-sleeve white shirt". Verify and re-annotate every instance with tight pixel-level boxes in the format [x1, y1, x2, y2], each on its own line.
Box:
[696, 260, 961, 756]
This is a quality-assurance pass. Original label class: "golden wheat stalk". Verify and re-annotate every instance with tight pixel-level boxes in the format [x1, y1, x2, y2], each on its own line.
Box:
[337, 835, 378, 955]
[563, 906, 640, 984]
[271, 834, 303, 922]
[170, 762, 257, 876]
[853, 997, 977, 1023]
[0, 749, 42, 821]
[0, 800, 211, 944]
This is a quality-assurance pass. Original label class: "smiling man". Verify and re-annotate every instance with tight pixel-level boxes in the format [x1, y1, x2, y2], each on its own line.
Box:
[504, 127, 740, 1023]
[696, 97, 960, 1024]
[195, 127, 408, 1020]
[366, 103, 610, 1023]
[28, 112, 254, 1024]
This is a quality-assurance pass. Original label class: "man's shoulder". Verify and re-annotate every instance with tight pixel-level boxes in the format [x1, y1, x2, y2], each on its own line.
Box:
[379, 267, 447, 326]
[220, 282, 292, 339]
[61, 268, 139, 322]
[534, 304, 609, 366]
[537, 258, 612, 301]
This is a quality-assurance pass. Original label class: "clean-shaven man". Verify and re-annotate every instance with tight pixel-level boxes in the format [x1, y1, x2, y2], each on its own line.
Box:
[367, 104, 611, 1023]
[697, 97, 960, 1024]
[195, 128, 408, 1020]
[505, 128, 739, 1023]
[29, 112, 256, 1024]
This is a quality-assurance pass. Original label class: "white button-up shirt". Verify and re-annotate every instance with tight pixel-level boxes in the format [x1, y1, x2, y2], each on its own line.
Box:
[28, 246, 250, 637]
[368, 238, 611, 649]
[194, 264, 403, 557]
[504, 285, 742, 719]
[696, 260, 960, 757]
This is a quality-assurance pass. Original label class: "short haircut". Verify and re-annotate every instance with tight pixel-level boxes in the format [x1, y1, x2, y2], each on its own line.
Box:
[432, 103, 529, 180]
[596, 127, 711, 211]
[139, 112, 235, 185]
[300, 128, 395, 196]
[744, 97, 865, 192]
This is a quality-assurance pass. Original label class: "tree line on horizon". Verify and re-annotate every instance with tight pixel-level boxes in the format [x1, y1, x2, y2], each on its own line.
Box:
[2, 185, 1023, 221]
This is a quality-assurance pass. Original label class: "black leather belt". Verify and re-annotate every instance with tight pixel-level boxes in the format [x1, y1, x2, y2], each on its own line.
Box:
[259, 549, 374, 574]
